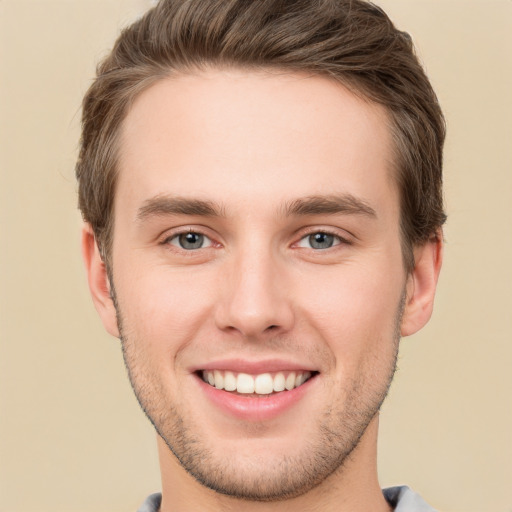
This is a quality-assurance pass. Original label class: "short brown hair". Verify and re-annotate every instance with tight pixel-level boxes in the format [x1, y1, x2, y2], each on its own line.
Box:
[76, 0, 446, 270]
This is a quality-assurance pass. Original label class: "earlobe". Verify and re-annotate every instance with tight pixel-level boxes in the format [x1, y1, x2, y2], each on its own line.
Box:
[81, 223, 120, 338]
[401, 230, 443, 337]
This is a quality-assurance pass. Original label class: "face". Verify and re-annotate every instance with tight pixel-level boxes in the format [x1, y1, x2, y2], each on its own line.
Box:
[101, 69, 411, 499]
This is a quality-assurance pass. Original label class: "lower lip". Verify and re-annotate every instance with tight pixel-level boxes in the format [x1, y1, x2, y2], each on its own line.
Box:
[196, 374, 317, 421]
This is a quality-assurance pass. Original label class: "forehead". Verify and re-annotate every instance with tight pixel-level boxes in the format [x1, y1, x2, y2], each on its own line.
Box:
[117, 68, 397, 219]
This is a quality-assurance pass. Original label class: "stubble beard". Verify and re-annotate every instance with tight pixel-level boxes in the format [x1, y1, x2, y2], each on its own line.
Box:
[112, 284, 404, 502]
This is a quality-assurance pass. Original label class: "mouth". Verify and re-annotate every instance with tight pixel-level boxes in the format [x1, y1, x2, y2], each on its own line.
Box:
[192, 360, 320, 420]
[199, 369, 317, 396]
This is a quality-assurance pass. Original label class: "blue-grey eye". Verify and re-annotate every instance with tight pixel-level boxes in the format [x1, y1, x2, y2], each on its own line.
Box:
[169, 232, 212, 250]
[298, 232, 339, 250]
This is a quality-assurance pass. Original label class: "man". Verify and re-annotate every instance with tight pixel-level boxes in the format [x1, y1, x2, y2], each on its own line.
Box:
[77, 1, 445, 510]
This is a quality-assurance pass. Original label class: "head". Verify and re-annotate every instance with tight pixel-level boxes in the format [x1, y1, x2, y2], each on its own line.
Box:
[78, 0, 445, 504]
[77, 0, 445, 273]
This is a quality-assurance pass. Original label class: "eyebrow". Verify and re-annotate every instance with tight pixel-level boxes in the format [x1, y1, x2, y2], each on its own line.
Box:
[137, 195, 224, 221]
[136, 193, 377, 222]
[283, 194, 377, 218]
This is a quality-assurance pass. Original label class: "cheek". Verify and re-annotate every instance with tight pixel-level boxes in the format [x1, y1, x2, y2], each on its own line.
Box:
[294, 262, 403, 359]
[114, 263, 218, 350]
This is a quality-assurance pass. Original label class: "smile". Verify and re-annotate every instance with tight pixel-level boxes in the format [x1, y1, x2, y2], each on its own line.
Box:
[201, 370, 314, 395]
[194, 362, 320, 420]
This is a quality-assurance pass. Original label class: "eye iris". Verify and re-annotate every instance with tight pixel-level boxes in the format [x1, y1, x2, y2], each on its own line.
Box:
[309, 232, 334, 249]
[179, 232, 204, 250]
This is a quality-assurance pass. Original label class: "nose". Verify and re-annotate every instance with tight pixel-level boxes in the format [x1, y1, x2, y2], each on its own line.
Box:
[214, 247, 295, 339]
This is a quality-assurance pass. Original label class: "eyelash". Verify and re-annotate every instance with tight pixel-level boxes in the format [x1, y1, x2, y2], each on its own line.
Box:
[162, 229, 215, 251]
[161, 227, 351, 252]
[295, 229, 351, 250]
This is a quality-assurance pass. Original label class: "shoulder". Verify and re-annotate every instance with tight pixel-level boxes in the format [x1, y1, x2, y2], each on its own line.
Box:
[136, 492, 162, 512]
[383, 486, 439, 512]
[137, 488, 436, 512]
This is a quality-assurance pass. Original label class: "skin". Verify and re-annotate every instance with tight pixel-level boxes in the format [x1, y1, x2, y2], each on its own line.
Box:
[83, 68, 442, 512]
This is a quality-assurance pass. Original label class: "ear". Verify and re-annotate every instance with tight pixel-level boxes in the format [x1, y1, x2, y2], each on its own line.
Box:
[401, 230, 443, 337]
[81, 223, 120, 338]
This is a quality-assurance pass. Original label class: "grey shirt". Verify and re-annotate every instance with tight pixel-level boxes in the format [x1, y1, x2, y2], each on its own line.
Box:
[383, 486, 438, 511]
[137, 486, 438, 511]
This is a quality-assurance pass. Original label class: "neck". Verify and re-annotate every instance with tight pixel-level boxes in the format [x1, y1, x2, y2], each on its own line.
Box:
[157, 415, 391, 512]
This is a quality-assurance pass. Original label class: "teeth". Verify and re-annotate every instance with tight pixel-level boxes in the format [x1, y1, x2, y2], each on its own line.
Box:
[254, 373, 273, 394]
[285, 373, 296, 390]
[202, 370, 313, 394]
[224, 371, 237, 391]
[273, 372, 286, 392]
[237, 373, 255, 394]
[214, 370, 224, 389]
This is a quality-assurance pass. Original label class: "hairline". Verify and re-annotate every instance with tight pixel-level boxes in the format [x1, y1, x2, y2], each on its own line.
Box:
[99, 64, 418, 272]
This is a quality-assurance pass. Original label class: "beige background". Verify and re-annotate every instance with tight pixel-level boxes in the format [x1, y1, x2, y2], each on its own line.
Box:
[1, 0, 511, 511]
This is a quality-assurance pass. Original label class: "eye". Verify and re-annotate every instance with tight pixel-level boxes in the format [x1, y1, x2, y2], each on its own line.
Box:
[167, 231, 212, 250]
[297, 232, 341, 250]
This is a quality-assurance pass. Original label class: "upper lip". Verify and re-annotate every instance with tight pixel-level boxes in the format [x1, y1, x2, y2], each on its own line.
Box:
[190, 358, 318, 375]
